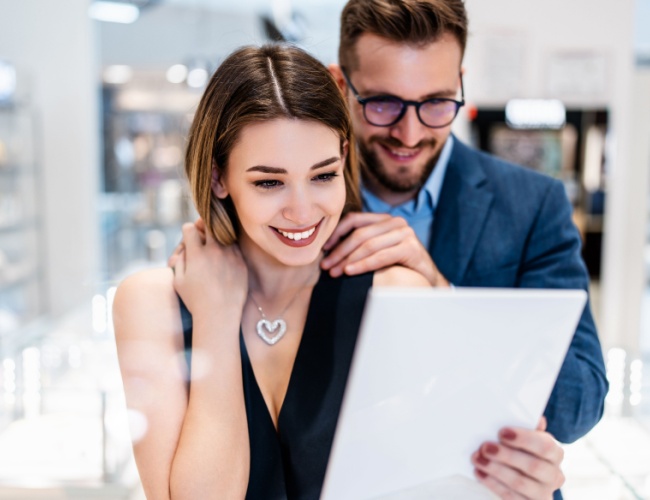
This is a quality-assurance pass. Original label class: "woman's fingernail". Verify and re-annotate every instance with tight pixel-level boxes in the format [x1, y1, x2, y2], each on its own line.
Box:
[476, 454, 490, 466]
[484, 443, 499, 456]
[501, 428, 517, 441]
[475, 469, 488, 479]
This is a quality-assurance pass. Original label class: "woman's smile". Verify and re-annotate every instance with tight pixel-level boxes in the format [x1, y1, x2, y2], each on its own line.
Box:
[271, 219, 323, 247]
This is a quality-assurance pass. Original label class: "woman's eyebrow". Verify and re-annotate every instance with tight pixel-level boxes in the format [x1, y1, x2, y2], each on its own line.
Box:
[246, 156, 340, 174]
[310, 156, 340, 170]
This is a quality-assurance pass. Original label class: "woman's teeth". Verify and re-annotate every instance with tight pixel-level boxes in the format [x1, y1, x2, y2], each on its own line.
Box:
[278, 227, 316, 241]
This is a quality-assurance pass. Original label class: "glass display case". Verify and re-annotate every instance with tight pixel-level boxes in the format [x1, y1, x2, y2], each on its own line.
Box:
[100, 86, 197, 279]
[0, 104, 45, 343]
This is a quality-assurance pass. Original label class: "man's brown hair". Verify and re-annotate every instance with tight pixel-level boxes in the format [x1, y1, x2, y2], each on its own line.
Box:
[185, 44, 360, 245]
[339, 0, 468, 71]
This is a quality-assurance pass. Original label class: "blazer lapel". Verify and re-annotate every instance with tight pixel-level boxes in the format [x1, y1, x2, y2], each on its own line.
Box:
[429, 139, 494, 285]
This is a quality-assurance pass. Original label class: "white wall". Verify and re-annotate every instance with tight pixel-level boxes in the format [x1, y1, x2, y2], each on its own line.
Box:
[0, 0, 101, 316]
[463, 0, 639, 354]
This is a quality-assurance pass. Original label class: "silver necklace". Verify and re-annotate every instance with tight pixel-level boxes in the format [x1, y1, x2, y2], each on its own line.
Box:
[248, 269, 319, 346]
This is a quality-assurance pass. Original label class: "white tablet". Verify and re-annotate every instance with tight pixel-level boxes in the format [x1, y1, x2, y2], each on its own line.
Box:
[321, 287, 587, 500]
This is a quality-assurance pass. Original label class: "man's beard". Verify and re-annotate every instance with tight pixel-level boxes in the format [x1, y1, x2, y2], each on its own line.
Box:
[358, 136, 440, 194]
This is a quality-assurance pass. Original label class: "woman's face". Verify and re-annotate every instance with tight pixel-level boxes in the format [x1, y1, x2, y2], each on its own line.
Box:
[215, 118, 347, 267]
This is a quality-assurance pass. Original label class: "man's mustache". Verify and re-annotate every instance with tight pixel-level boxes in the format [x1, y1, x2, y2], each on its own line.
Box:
[367, 136, 437, 150]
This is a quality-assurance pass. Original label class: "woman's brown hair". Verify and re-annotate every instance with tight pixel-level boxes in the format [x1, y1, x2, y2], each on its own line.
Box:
[185, 44, 360, 245]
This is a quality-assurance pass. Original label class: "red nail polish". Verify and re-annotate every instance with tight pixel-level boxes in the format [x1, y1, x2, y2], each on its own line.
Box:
[501, 428, 517, 441]
[475, 469, 488, 479]
[476, 454, 490, 466]
[484, 443, 499, 455]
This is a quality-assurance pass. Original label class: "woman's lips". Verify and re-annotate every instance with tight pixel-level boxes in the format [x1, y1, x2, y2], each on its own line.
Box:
[271, 220, 322, 247]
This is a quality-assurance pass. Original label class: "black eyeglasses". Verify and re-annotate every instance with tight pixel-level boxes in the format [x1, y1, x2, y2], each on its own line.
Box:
[341, 68, 465, 129]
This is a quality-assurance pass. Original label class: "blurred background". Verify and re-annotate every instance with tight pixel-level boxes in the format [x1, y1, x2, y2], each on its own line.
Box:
[0, 0, 649, 498]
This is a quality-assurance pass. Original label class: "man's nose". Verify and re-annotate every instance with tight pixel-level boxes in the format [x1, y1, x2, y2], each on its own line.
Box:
[388, 105, 427, 148]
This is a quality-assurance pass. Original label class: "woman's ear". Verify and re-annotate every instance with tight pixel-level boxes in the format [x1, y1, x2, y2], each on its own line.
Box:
[211, 159, 228, 199]
[341, 140, 349, 162]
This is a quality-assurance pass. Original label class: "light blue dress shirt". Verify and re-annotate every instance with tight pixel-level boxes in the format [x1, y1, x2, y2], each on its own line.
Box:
[361, 136, 454, 248]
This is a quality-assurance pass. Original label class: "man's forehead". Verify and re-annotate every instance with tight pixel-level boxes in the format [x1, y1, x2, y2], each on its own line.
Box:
[352, 32, 462, 64]
[348, 33, 462, 96]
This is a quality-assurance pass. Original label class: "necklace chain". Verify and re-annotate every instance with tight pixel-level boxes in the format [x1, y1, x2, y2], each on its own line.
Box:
[248, 291, 299, 320]
[247, 266, 319, 319]
[248, 267, 320, 346]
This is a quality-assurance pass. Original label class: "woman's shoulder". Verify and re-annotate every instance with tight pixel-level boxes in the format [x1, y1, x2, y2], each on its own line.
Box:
[118, 266, 174, 289]
[115, 267, 175, 305]
[113, 267, 180, 340]
[372, 266, 431, 288]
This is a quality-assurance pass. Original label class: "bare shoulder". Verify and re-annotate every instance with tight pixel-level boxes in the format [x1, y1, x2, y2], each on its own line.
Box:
[373, 266, 431, 288]
[113, 267, 180, 342]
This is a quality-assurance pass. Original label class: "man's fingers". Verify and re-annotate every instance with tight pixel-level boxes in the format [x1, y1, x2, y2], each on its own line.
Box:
[323, 212, 393, 251]
[322, 216, 407, 269]
[338, 229, 405, 268]
[537, 416, 548, 432]
[328, 241, 408, 277]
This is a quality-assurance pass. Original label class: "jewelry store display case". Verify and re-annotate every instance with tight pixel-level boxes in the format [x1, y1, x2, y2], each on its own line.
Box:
[100, 85, 197, 278]
[470, 108, 609, 278]
[0, 103, 45, 342]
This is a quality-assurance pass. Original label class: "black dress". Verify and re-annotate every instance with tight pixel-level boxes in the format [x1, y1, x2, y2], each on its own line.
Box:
[179, 271, 373, 499]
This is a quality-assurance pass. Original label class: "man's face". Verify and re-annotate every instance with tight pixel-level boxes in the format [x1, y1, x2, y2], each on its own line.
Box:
[341, 33, 463, 202]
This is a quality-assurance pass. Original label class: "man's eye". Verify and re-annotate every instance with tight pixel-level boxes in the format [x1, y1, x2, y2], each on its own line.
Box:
[314, 172, 339, 182]
[253, 180, 282, 189]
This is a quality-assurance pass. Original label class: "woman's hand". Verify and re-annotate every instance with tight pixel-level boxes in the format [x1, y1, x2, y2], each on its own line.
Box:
[173, 222, 248, 317]
[168, 218, 206, 268]
[471, 417, 565, 499]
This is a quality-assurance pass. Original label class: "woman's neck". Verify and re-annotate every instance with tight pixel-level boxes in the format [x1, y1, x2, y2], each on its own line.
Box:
[238, 235, 322, 303]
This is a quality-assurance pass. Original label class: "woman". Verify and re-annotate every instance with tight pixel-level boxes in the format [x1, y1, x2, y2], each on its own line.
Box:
[114, 44, 564, 499]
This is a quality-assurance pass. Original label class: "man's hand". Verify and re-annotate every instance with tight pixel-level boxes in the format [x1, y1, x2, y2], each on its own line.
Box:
[321, 212, 449, 287]
[471, 417, 565, 499]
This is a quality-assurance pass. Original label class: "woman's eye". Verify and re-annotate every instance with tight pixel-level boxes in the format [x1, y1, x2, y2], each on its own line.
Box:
[253, 179, 282, 189]
[314, 172, 339, 182]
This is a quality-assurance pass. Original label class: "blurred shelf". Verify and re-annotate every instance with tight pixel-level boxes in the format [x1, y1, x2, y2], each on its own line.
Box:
[0, 220, 37, 233]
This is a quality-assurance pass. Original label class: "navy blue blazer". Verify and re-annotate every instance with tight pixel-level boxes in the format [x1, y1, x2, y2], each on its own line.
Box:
[429, 139, 608, 444]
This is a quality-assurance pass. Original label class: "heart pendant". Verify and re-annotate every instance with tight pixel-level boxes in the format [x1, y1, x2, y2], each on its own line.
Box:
[256, 319, 287, 346]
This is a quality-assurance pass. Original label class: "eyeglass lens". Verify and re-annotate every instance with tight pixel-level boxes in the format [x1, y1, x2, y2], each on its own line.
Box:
[364, 97, 459, 127]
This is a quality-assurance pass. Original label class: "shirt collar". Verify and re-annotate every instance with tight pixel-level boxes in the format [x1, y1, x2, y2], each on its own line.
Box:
[361, 135, 454, 214]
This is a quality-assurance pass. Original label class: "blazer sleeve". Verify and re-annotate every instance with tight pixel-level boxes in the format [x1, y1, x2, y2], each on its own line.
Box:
[517, 179, 608, 443]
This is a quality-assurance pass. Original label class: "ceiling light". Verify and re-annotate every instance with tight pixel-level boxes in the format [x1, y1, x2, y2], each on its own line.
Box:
[89, 1, 140, 24]
[0, 61, 16, 103]
[103, 65, 133, 85]
[166, 64, 188, 84]
[187, 67, 209, 89]
[505, 99, 566, 130]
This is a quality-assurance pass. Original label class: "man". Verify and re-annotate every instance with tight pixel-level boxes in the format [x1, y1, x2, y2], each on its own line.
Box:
[315, 0, 607, 498]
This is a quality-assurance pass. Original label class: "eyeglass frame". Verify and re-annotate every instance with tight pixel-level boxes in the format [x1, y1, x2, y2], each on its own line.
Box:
[340, 67, 465, 129]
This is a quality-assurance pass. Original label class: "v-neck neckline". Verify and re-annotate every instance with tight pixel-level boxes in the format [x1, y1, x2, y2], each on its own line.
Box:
[240, 270, 326, 434]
